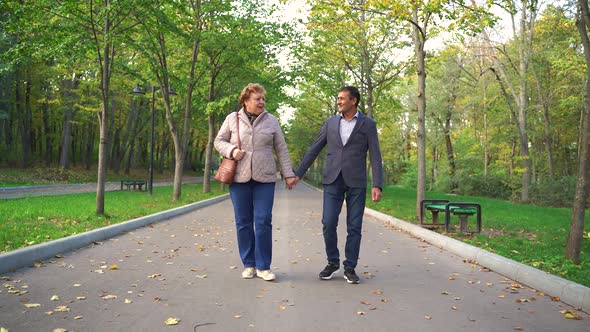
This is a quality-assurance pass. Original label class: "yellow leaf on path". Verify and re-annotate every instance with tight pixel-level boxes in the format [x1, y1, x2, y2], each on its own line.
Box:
[53, 329, 67, 332]
[74, 316, 83, 320]
[125, 299, 133, 304]
[54, 306, 70, 312]
[234, 315, 242, 319]
[76, 296, 86, 300]
[514, 327, 524, 331]
[101, 295, 117, 300]
[50, 295, 60, 301]
[23, 303, 41, 308]
[373, 290, 382, 295]
[108, 265, 118, 270]
[279, 305, 286, 310]
[1, 327, 8, 332]
[229, 266, 237, 270]
[164, 317, 180, 325]
[424, 316, 432, 320]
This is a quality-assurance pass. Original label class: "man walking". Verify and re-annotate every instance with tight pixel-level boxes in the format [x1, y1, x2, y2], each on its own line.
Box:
[293, 86, 383, 284]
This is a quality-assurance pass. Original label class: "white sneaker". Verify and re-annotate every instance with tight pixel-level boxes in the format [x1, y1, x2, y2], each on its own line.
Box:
[256, 269, 276, 281]
[242, 267, 256, 279]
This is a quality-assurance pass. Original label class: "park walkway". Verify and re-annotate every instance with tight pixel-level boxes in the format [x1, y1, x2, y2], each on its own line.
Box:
[0, 183, 588, 331]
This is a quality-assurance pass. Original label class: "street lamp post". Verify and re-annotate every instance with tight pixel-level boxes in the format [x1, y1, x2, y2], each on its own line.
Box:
[131, 84, 176, 195]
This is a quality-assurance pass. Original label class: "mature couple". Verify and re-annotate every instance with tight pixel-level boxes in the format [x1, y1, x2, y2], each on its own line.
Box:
[214, 83, 383, 284]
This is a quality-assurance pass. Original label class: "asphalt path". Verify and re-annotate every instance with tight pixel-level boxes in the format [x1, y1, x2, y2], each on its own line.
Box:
[0, 183, 588, 331]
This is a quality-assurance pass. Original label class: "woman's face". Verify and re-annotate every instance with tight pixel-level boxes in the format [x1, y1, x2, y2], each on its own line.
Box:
[244, 92, 265, 115]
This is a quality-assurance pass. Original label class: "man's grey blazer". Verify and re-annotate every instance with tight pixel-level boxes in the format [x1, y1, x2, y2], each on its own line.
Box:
[295, 112, 383, 189]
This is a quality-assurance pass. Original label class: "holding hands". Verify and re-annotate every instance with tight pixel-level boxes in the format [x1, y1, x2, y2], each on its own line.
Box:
[285, 176, 299, 190]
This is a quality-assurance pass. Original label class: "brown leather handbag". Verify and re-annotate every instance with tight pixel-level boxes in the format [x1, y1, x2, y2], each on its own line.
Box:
[215, 113, 240, 184]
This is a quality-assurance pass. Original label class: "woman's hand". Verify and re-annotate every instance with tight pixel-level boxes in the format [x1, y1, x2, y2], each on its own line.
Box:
[231, 148, 245, 161]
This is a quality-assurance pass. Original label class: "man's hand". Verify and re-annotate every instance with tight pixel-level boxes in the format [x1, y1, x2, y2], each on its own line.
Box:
[371, 187, 382, 202]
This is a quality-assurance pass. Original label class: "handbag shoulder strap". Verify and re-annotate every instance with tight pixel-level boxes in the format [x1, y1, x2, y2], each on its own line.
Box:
[236, 112, 241, 150]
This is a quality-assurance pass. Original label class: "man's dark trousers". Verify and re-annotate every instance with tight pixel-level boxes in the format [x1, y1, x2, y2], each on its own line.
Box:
[323, 173, 366, 270]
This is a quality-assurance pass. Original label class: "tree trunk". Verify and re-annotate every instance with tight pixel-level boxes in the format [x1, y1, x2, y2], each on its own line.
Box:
[22, 66, 32, 167]
[412, 8, 428, 218]
[203, 114, 214, 193]
[565, 0, 590, 263]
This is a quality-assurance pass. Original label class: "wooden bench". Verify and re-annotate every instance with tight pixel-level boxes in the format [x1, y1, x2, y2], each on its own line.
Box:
[420, 199, 482, 233]
[120, 179, 146, 191]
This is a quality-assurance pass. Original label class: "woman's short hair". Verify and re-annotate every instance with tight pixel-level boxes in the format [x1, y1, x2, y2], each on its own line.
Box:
[239, 83, 266, 106]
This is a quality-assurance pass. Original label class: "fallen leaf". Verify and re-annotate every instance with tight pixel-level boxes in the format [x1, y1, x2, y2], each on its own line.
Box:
[514, 327, 524, 331]
[101, 295, 118, 300]
[53, 329, 67, 332]
[108, 265, 118, 270]
[234, 315, 242, 319]
[361, 301, 371, 305]
[279, 306, 286, 310]
[50, 295, 60, 301]
[229, 266, 237, 270]
[1, 327, 8, 332]
[498, 295, 505, 298]
[74, 316, 83, 320]
[560, 310, 582, 320]
[441, 291, 451, 295]
[357, 311, 365, 315]
[125, 299, 133, 304]
[373, 290, 382, 295]
[195, 275, 207, 279]
[424, 315, 432, 320]
[164, 317, 180, 325]
[53, 306, 70, 312]
[23, 303, 41, 308]
[148, 274, 161, 278]
[76, 296, 86, 300]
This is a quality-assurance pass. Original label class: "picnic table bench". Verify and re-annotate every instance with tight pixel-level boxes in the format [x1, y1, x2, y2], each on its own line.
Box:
[420, 199, 482, 233]
[120, 179, 146, 191]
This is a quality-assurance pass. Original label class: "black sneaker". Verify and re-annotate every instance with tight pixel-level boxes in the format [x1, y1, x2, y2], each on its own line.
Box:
[343, 269, 360, 284]
[319, 263, 340, 280]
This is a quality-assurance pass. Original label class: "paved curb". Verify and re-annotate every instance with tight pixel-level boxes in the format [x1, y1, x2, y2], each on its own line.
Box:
[364, 207, 590, 313]
[0, 194, 229, 275]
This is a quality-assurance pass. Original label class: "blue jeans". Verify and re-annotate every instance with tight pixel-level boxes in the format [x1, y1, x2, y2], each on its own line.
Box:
[322, 173, 366, 270]
[229, 180, 275, 270]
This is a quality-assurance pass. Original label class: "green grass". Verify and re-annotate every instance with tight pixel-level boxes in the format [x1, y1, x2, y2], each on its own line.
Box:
[0, 183, 225, 253]
[366, 185, 590, 287]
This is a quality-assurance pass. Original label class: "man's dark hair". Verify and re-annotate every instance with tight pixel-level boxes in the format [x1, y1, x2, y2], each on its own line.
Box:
[339, 86, 360, 107]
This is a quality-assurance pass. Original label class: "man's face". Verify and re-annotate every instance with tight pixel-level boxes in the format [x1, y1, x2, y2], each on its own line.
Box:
[337, 91, 355, 114]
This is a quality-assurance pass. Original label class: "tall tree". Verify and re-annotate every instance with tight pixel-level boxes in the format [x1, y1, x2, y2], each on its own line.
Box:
[566, 0, 590, 264]
[370, 0, 496, 216]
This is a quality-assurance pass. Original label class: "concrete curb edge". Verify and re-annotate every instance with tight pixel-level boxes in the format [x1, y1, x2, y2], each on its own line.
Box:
[0, 194, 230, 275]
[364, 207, 590, 312]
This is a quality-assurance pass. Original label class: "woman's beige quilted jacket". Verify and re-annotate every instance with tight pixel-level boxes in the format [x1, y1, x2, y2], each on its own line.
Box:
[214, 109, 295, 183]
